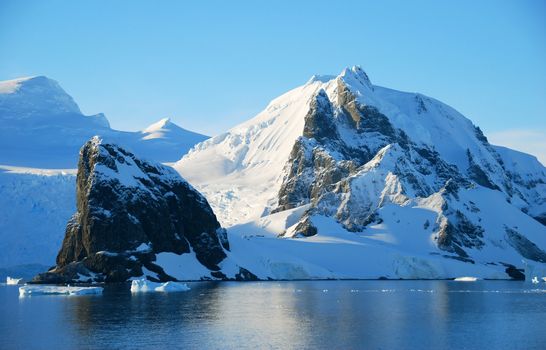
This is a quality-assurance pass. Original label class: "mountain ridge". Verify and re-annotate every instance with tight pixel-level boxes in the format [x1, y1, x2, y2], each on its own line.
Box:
[0, 75, 208, 167]
[1, 67, 545, 281]
[175, 65, 546, 280]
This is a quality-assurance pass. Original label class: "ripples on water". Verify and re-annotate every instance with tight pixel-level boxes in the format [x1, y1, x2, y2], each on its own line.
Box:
[1, 280, 545, 349]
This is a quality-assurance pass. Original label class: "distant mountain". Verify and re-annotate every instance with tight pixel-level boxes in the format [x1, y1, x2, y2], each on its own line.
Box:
[0, 76, 208, 167]
[133, 117, 209, 164]
[176, 66, 546, 280]
[0, 75, 208, 273]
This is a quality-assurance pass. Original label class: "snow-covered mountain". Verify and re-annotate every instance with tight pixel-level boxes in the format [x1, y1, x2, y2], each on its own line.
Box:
[2, 69, 545, 281]
[134, 117, 209, 164]
[0, 75, 208, 273]
[176, 66, 546, 280]
[0, 76, 208, 167]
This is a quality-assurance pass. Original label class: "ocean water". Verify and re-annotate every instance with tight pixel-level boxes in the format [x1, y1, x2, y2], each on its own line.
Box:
[1, 280, 545, 349]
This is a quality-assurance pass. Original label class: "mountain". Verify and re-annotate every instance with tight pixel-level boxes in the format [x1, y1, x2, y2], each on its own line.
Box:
[2, 68, 545, 281]
[133, 117, 208, 164]
[176, 66, 546, 280]
[0, 76, 208, 167]
[0, 76, 208, 275]
[34, 137, 233, 283]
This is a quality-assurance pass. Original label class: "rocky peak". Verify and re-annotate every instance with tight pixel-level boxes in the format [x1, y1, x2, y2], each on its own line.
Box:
[339, 65, 374, 91]
[302, 89, 338, 141]
[34, 136, 229, 283]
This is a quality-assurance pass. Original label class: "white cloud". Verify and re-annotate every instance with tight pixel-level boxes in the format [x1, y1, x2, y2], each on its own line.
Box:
[488, 129, 546, 165]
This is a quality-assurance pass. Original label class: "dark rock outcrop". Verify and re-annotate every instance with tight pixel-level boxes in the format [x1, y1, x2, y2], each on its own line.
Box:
[505, 227, 546, 263]
[34, 137, 229, 283]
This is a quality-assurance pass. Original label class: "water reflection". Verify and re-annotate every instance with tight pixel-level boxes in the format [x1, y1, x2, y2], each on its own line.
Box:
[3, 280, 546, 349]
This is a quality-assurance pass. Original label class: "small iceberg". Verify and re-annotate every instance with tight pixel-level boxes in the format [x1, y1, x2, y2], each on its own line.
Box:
[454, 277, 479, 282]
[6, 277, 23, 285]
[130, 278, 190, 293]
[523, 260, 546, 283]
[19, 285, 103, 297]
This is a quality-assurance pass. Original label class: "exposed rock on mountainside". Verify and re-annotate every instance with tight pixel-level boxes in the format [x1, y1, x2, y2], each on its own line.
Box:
[177, 66, 546, 280]
[33, 137, 229, 283]
[4, 67, 545, 281]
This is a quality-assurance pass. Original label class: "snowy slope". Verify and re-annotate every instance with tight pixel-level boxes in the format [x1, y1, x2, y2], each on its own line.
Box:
[177, 66, 546, 280]
[0, 76, 208, 167]
[176, 82, 320, 226]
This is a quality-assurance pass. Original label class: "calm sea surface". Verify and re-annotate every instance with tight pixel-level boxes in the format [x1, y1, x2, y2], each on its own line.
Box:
[1, 280, 545, 349]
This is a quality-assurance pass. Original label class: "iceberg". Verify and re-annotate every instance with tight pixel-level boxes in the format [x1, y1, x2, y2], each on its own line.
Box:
[130, 278, 190, 293]
[523, 260, 546, 283]
[19, 285, 103, 297]
[454, 277, 480, 282]
[6, 277, 23, 285]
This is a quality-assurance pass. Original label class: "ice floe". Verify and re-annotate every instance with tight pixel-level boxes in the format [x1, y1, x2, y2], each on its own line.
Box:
[19, 285, 103, 297]
[454, 277, 480, 282]
[6, 277, 23, 285]
[130, 278, 190, 293]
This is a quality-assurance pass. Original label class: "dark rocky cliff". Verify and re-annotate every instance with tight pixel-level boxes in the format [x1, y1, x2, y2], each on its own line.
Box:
[34, 137, 229, 283]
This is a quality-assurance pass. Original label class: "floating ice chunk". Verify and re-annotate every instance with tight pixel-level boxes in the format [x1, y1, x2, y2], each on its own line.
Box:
[454, 277, 480, 282]
[130, 278, 190, 293]
[130, 279, 154, 292]
[19, 285, 103, 297]
[6, 277, 23, 285]
[155, 281, 190, 292]
[523, 260, 546, 283]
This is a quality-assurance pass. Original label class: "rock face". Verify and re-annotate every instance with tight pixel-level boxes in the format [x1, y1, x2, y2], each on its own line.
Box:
[34, 137, 229, 283]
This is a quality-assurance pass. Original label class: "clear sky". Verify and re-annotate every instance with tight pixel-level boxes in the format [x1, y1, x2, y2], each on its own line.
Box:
[1, 0, 545, 160]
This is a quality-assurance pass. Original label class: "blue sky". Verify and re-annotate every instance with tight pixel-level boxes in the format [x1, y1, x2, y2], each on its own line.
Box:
[0, 0, 545, 160]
